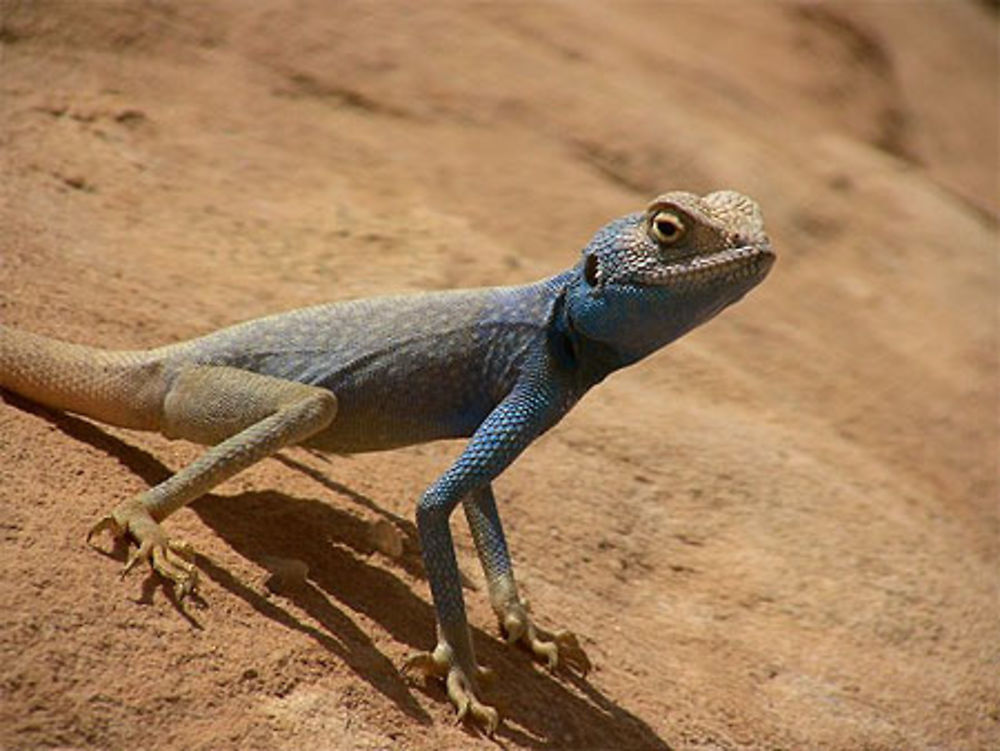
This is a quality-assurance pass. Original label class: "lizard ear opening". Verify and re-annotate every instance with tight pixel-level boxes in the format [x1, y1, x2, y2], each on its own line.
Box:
[583, 253, 600, 287]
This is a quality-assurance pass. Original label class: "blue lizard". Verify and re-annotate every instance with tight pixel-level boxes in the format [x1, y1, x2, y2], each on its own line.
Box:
[0, 190, 774, 732]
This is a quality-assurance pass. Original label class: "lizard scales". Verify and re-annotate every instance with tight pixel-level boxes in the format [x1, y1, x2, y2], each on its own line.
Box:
[1, 190, 775, 733]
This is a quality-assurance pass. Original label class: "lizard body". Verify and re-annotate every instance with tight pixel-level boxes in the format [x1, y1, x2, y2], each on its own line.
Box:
[1, 190, 774, 732]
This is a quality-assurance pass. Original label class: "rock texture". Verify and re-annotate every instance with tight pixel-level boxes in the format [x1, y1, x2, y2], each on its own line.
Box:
[1, 2, 997, 749]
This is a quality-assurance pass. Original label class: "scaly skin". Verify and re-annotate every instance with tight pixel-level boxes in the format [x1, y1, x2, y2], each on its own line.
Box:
[0, 191, 774, 733]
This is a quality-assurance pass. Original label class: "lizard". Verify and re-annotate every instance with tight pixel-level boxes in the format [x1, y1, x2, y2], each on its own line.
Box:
[0, 190, 774, 733]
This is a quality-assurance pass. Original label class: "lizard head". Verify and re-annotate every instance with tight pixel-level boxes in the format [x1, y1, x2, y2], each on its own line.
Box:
[564, 190, 775, 366]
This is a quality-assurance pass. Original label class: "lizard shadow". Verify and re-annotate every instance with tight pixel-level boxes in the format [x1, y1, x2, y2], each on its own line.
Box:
[13, 396, 673, 749]
[194, 485, 673, 750]
[6, 394, 429, 725]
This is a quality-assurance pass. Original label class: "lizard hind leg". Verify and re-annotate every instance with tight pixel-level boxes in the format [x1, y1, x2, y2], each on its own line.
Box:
[87, 364, 338, 598]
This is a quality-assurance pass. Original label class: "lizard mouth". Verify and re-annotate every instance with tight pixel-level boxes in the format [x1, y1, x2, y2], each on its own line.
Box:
[638, 243, 775, 288]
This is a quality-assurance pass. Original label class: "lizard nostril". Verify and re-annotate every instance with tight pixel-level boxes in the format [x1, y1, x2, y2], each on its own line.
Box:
[584, 254, 600, 287]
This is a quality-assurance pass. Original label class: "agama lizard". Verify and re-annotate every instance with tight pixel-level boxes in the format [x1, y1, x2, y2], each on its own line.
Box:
[0, 191, 774, 732]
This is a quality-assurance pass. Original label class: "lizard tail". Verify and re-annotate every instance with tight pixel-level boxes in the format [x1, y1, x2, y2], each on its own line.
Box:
[0, 324, 168, 431]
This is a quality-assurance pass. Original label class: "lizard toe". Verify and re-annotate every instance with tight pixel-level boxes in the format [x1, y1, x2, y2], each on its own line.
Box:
[446, 665, 499, 736]
[150, 541, 199, 599]
[91, 496, 200, 598]
[499, 599, 592, 675]
[86, 514, 125, 548]
[547, 629, 591, 675]
[402, 649, 449, 682]
[403, 645, 500, 735]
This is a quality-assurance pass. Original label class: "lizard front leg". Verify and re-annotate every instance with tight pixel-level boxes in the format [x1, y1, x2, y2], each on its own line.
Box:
[464, 485, 591, 675]
[404, 374, 573, 734]
[88, 365, 337, 597]
[407, 481, 499, 733]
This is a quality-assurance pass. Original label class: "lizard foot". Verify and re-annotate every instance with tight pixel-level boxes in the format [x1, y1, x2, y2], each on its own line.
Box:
[87, 496, 199, 599]
[403, 644, 499, 735]
[500, 598, 592, 675]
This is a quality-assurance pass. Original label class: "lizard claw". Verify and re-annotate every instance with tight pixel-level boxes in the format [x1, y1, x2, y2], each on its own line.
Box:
[500, 599, 592, 675]
[86, 513, 123, 546]
[403, 646, 499, 735]
[121, 535, 198, 598]
[87, 497, 199, 599]
[539, 629, 591, 674]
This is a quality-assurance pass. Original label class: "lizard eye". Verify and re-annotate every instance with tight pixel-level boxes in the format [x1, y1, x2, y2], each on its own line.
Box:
[650, 211, 686, 246]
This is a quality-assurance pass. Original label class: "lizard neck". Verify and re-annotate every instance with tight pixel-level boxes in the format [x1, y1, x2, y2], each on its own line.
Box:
[548, 281, 629, 388]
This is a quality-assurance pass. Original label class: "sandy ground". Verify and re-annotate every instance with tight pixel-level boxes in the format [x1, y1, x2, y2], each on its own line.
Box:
[1, 2, 997, 750]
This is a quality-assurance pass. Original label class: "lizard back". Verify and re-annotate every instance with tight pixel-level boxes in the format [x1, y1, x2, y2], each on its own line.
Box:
[156, 277, 569, 452]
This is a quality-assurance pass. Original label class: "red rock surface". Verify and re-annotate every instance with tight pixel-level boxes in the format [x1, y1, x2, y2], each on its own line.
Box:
[1, 2, 997, 749]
